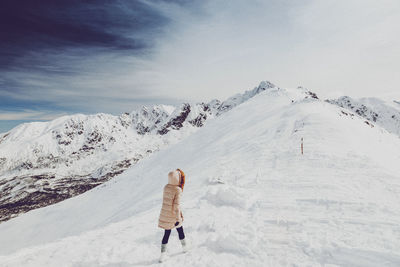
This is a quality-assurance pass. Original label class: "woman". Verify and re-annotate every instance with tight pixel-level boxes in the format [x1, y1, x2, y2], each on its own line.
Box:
[158, 168, 187, 262]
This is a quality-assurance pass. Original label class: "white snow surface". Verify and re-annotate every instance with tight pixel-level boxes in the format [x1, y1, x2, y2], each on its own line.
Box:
[1, 86, 400, 266]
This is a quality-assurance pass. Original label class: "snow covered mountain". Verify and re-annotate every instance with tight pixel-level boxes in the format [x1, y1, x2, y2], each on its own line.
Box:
[0, 83, 399, 266]
[327, 96, 400, 137]
[0, 81, 277, 222]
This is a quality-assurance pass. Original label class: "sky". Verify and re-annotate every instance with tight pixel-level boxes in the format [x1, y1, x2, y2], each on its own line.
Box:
[1, 0, 400, 133]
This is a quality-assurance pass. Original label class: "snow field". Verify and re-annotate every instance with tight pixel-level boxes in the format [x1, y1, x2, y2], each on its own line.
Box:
[1, 88, 400, 266]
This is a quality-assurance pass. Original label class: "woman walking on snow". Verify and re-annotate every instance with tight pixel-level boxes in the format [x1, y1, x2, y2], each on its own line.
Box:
[158, 169, 187, 262]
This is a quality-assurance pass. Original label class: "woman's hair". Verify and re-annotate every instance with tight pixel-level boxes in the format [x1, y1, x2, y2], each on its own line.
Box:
[177, 168, 185, 191]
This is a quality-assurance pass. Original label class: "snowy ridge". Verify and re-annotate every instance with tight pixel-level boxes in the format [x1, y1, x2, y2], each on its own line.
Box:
[0, 85, 399, 266]
[327, 96, 400, 137]
[217, 80, 276, 114]
[0, 81, 284, 222]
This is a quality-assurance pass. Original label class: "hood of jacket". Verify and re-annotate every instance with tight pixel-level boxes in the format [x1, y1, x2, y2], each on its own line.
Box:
[168, 170, 180, 186]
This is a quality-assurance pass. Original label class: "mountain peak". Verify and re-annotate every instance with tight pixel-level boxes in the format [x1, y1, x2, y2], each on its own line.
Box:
[256, 80, 276, 91]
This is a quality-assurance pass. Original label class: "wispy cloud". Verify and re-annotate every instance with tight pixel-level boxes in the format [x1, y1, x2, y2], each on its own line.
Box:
[0, 109, 68, 121]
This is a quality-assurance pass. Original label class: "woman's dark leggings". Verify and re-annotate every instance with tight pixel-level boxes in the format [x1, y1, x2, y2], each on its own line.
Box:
[162, 226, 185, 244]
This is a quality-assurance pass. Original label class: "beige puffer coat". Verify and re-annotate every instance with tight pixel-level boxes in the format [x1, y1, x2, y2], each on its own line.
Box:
[158, 170, 183, 230]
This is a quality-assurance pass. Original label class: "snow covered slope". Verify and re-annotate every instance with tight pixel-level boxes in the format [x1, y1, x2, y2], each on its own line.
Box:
[1, 85, 400, 266]
[0, 81, 274, 222]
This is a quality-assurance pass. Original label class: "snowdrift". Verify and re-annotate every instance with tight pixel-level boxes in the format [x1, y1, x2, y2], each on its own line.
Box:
[1, 86, 400, 266]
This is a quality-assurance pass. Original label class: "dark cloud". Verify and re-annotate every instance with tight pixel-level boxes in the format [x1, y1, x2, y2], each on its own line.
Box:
[0, 0, 168, 70]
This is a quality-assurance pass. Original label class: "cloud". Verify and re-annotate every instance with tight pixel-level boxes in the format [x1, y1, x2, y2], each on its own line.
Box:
[1, 0, 399, 125]
[0, 109, 68, 121]
[0, 0, 162, 66]
[0, 0, 180, 115]
[135, 0, 400, 100]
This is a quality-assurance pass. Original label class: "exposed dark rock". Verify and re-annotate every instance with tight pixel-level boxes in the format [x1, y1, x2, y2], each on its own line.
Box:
[189, 113, 207, 127]
[158, 104, 191, 135]
[305, 91, 319, 99]
[0, 158, 137, 223]
[0, 133, 10, 145]
[80, 144, 95, 152]
[364, 121, 374, 127]
[87, 131, 102, 145]
[19, 161, 33, 170]
[136, 124, 150, 135]
[340, 110, 354, 117]
[326, 97, 379, 124]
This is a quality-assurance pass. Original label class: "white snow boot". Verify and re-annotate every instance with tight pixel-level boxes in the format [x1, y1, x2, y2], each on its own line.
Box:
[180, 238, 188, 253]
[159, 244, 168, 263]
